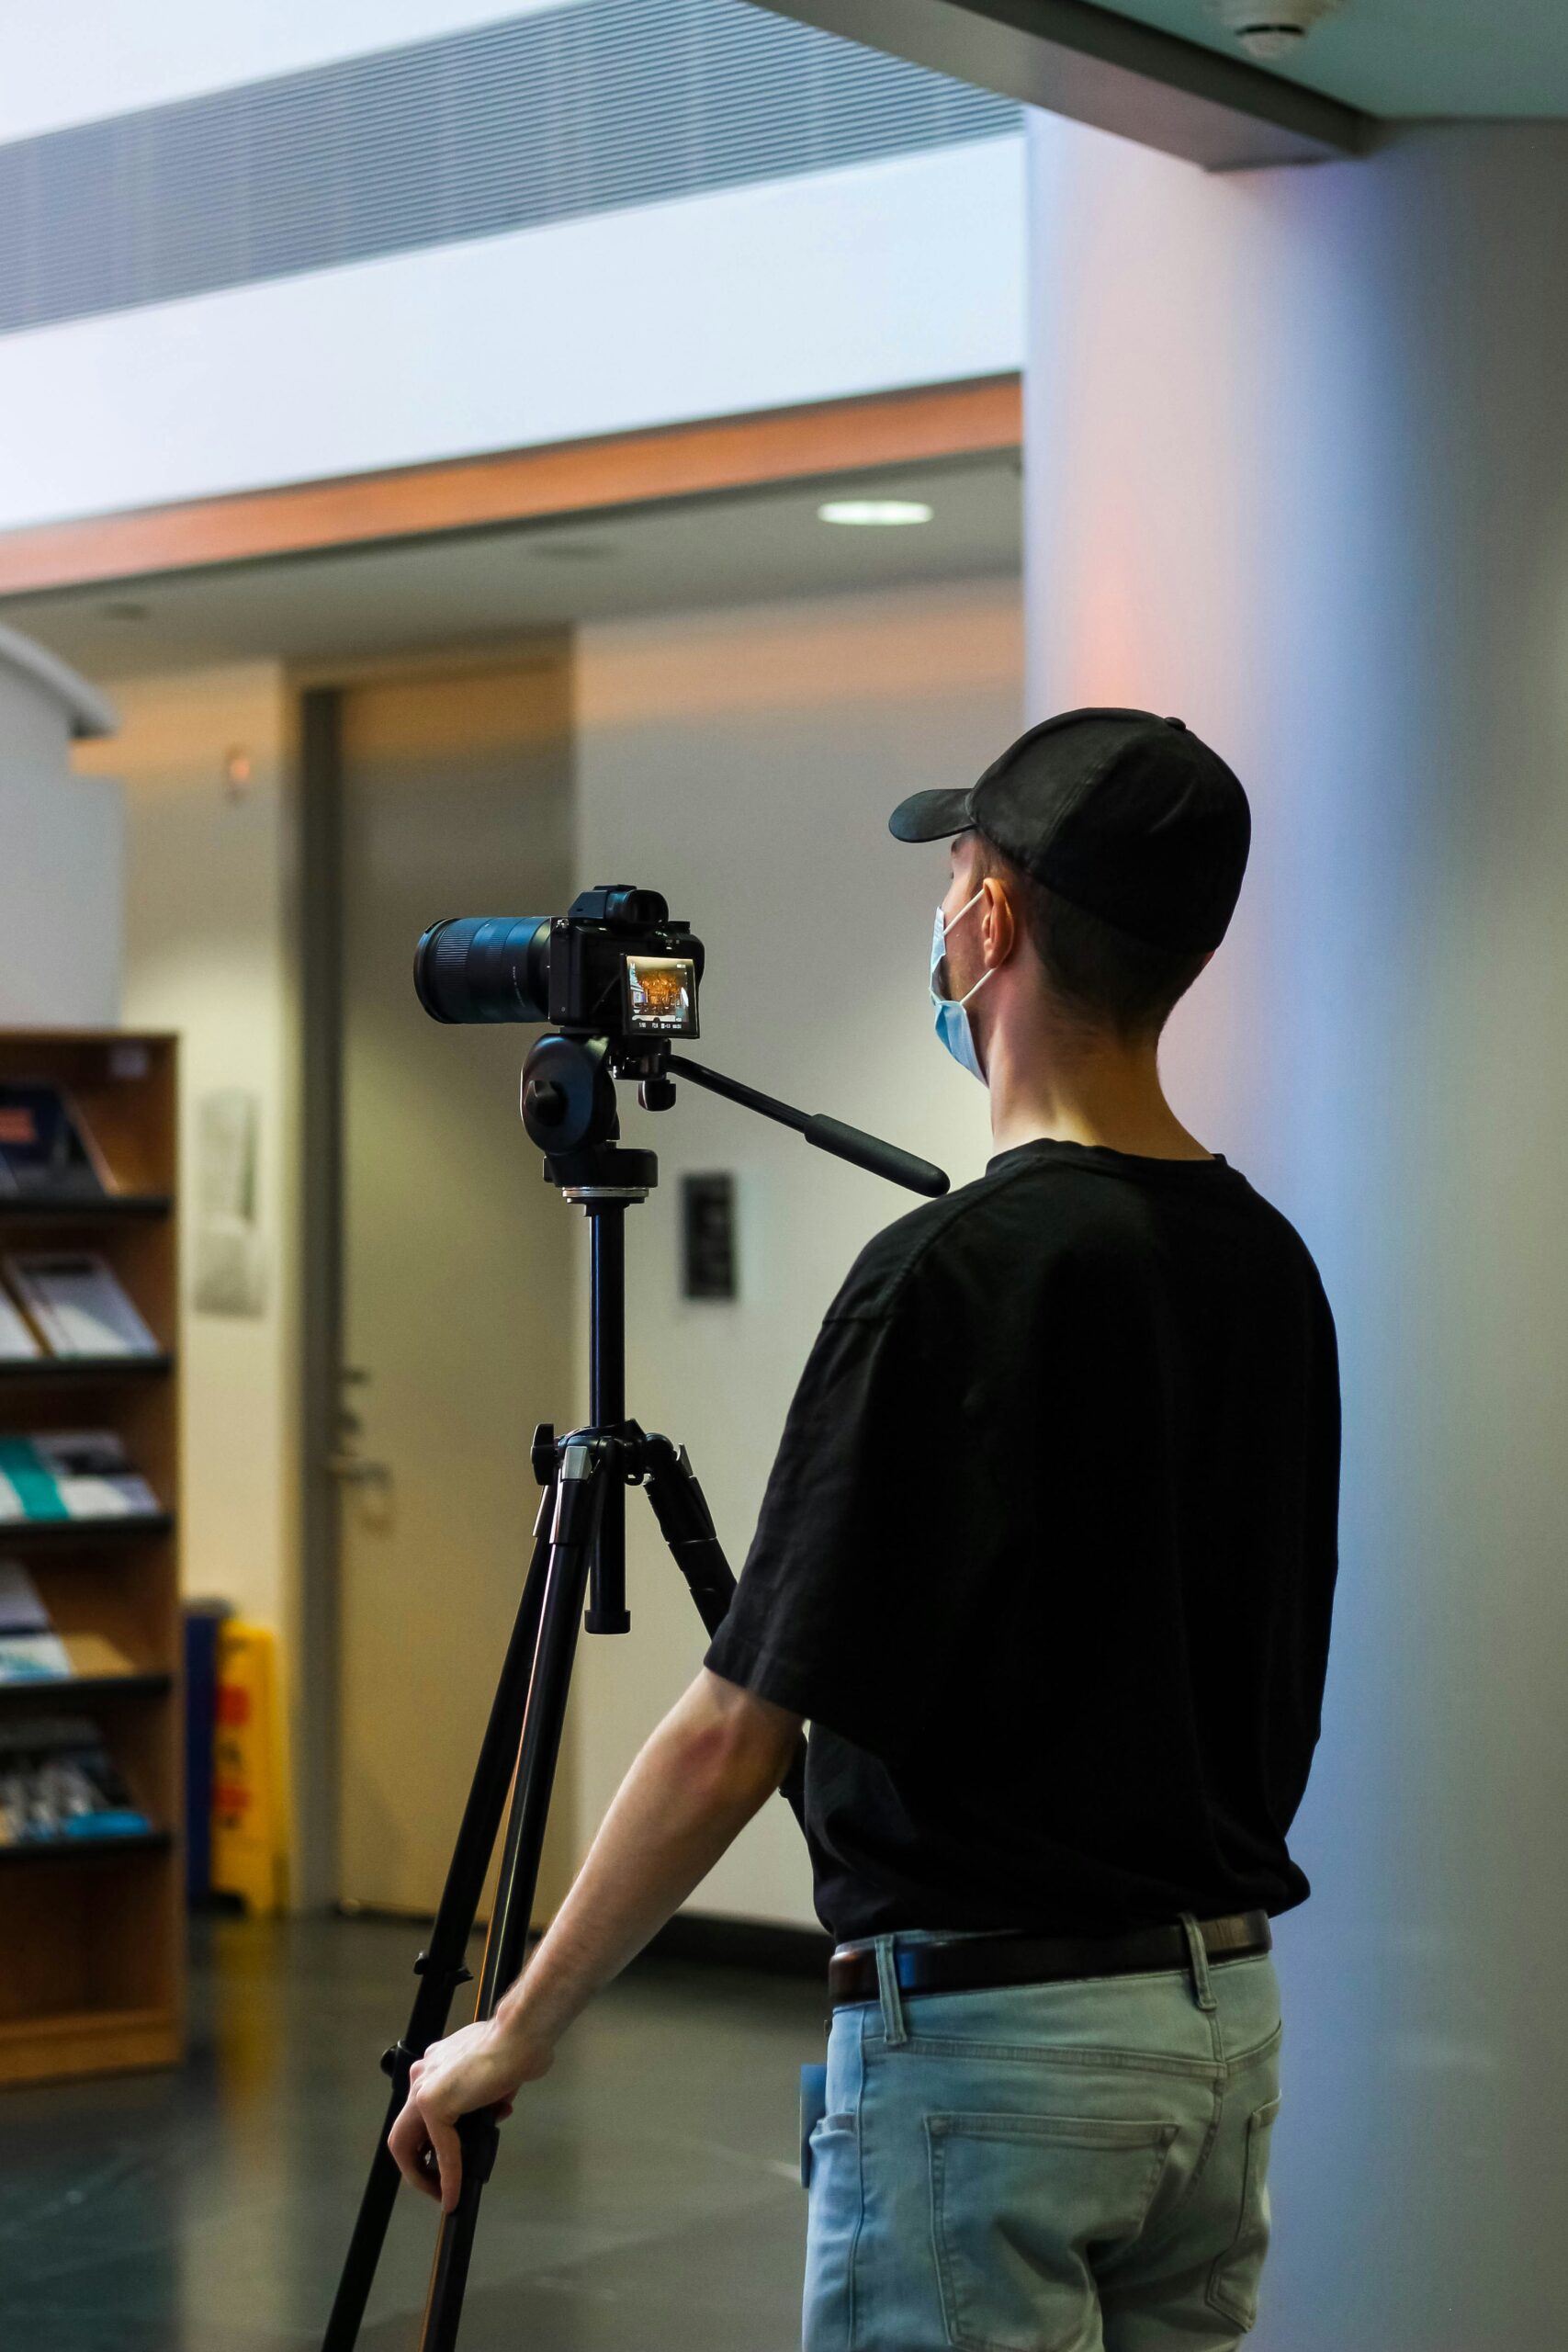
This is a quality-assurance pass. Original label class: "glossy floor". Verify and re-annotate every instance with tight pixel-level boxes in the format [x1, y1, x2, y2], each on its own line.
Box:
[0, 1915, 826, 2351]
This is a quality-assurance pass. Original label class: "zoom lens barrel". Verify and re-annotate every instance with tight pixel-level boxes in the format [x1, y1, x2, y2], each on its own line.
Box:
[413, 917, 553, 1024]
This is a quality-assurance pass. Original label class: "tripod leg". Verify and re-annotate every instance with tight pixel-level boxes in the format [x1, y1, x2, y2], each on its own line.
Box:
[639, 1437, 807, 1831]
[416, 1435, 608, 2352]
[321, 1486, 556, 2352]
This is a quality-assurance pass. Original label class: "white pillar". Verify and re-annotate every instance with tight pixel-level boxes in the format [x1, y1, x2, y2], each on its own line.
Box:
[0, 624, 121, 1023]
[1024, 117, 1568, 2348]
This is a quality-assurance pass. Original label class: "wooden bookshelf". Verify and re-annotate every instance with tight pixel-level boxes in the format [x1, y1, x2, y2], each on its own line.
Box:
[0, 1031, 181, 2086]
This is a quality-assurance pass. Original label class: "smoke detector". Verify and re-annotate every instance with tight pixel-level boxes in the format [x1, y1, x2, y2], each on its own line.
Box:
[1211, 0, 1343, 62]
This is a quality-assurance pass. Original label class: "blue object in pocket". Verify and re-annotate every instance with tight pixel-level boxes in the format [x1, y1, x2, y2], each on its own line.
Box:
[799, 2061, 829, 2188]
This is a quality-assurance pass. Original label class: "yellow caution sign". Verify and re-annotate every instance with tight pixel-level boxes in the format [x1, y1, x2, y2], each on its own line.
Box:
[211, 1623, 288, 1916]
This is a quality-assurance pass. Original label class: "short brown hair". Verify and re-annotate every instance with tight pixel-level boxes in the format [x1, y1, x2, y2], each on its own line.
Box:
[976, 839, 1209, 1042]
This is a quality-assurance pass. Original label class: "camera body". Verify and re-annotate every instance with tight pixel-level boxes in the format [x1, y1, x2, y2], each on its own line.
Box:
[414, 888, 703, 1051]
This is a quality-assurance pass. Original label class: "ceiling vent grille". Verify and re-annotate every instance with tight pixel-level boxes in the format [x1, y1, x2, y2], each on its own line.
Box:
[0, 0, 1017, 337]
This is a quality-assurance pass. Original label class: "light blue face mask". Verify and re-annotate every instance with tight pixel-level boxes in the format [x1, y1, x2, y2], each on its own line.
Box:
[930, 886, 994, 1084]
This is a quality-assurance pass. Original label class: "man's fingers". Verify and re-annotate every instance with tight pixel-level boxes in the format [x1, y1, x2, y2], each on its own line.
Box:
[424, 2111, 465, 2214]
[388, 2098, 441, 2202]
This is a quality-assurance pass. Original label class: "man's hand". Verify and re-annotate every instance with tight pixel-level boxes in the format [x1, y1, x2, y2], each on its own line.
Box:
[388, 2015, 553, 2211]
[385, 1669, 801, 2215]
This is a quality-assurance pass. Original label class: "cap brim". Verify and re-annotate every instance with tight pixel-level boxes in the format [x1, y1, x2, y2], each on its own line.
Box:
[887, 786, 975, 843]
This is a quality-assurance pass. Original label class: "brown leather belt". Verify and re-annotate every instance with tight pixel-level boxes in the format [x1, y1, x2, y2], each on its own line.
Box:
[828, 1909, 1272, 2009]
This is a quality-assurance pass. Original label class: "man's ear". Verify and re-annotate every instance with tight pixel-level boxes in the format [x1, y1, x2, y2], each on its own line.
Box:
[982, 875, 1018, 967]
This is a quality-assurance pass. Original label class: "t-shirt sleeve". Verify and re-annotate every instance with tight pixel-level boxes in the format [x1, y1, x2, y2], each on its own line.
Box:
[704, 1255, 938, 1759]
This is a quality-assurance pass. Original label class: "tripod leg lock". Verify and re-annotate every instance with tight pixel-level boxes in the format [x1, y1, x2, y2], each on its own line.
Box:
[381, 2038, 417, 2087]
[412, 1950, 474, 1992]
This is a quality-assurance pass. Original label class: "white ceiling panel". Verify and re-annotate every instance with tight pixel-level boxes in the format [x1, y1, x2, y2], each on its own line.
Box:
[0, 458, 1021, 679]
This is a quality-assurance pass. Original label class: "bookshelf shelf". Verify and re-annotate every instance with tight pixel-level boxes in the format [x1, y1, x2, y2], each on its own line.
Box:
[0, 1827, 173, 1866]
[0, 1513, 175, 1547]
[0, 1031, 180, 2087]
[0, 1667, 173, 1702]
[0, 1194, 173, 1223]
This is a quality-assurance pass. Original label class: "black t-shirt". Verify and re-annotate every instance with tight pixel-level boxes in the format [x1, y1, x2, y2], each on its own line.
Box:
[705, 1137, 1340, 1944]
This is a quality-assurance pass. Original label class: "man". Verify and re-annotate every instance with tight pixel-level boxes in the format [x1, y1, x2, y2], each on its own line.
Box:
[391, 708, 1341, 2352]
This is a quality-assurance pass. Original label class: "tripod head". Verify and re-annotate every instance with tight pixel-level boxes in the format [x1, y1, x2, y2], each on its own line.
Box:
[519, 1029, 951, 1202]
[518, 1034, 657, 1200]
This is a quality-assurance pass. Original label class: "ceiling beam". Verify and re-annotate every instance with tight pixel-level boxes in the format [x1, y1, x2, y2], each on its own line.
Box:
[749, 0, 1371, 170]
[0, 377, 1021, 600]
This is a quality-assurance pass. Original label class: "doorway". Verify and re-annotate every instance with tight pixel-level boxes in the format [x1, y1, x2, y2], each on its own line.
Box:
[305, 647, 577, 1917]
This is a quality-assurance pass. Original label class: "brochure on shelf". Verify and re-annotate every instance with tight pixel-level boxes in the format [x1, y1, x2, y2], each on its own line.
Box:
[0, 1629, 73, 1679]
[4, 1253, 159, 1359]
[0, 1085, 112, 1202]
[0, 1714, 150, 1843]
[0, 1433, 160, 1522]
[0, 1288, 40, 1361]
[0, 1561, 71, 1679]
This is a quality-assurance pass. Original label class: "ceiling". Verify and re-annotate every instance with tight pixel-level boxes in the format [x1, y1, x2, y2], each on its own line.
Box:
[0, 456, 1021, 683]
[1084, 0, 1568, 119]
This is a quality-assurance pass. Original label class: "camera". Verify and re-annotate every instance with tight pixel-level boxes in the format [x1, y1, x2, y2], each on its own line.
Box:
[414, 881, 946, 1197]
[413, 888, 703, 1047]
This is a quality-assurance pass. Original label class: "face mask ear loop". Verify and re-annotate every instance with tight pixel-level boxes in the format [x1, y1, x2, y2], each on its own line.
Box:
[953, 965, 994, 1012]
[942, 885, 987, 945]
[931, 885, 991, 1007]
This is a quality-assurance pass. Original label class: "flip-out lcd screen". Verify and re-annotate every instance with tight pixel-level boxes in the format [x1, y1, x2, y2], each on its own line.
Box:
[624, 954, 699, 1037]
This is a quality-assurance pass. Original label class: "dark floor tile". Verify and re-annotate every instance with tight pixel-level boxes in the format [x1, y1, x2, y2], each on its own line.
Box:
[0, 1916, 823, 2352]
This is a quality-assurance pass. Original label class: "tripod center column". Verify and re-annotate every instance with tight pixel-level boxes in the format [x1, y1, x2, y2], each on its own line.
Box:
[583, 1198, 631, 1633]
[589, 1202, 626, 1432]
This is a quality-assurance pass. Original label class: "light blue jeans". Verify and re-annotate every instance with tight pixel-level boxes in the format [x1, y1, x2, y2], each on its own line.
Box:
[802, 1917, 1283, 2352]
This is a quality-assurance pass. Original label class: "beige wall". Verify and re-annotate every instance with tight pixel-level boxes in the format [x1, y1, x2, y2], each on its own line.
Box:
[571, 578, 1024, 1928]
[76, 664, 301, 1773]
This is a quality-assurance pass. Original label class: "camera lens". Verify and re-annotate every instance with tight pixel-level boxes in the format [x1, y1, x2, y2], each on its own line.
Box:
[413, 917, 553, 1024]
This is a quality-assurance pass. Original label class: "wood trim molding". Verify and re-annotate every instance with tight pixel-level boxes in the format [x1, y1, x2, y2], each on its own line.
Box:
[0, 376, 1021, 601]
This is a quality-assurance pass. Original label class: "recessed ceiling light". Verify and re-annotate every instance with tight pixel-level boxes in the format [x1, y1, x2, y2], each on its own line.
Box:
[533, 538, 615, 562]
[817, 500, 933, 527]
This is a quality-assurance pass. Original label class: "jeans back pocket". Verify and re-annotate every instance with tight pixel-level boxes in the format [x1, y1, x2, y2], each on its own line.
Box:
[1205, 2090, 1282, 2333]
[927, 2110, 1178, 2352]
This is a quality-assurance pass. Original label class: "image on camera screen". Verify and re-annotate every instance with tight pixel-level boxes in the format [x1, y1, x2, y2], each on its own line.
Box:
[624, 955, 698, 1036]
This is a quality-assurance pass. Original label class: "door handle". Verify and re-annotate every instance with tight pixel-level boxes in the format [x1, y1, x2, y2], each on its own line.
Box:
[325, 1454, 391, 1487]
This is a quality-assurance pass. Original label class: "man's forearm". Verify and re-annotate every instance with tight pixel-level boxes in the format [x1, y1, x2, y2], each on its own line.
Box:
[495, 1677, 795, 2053]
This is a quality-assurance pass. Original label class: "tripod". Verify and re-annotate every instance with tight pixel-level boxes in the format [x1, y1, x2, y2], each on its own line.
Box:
[321, 1037, 946, 2352]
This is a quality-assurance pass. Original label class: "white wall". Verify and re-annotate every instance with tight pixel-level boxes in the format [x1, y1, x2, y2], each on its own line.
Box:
[0, 648, 121, 1024]
[1025, 111, 1568, 2352]
[0, 138, 1024, 532]
[571, 576, 1023, 1927]
[75, 668, 299, 1648]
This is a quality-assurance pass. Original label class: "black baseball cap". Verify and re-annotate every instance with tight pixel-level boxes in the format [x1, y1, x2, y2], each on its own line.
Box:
[888, 707, 1250, 953]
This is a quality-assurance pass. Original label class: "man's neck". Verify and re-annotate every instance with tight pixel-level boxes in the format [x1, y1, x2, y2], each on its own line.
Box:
[985, 1024, 1213, 1162]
